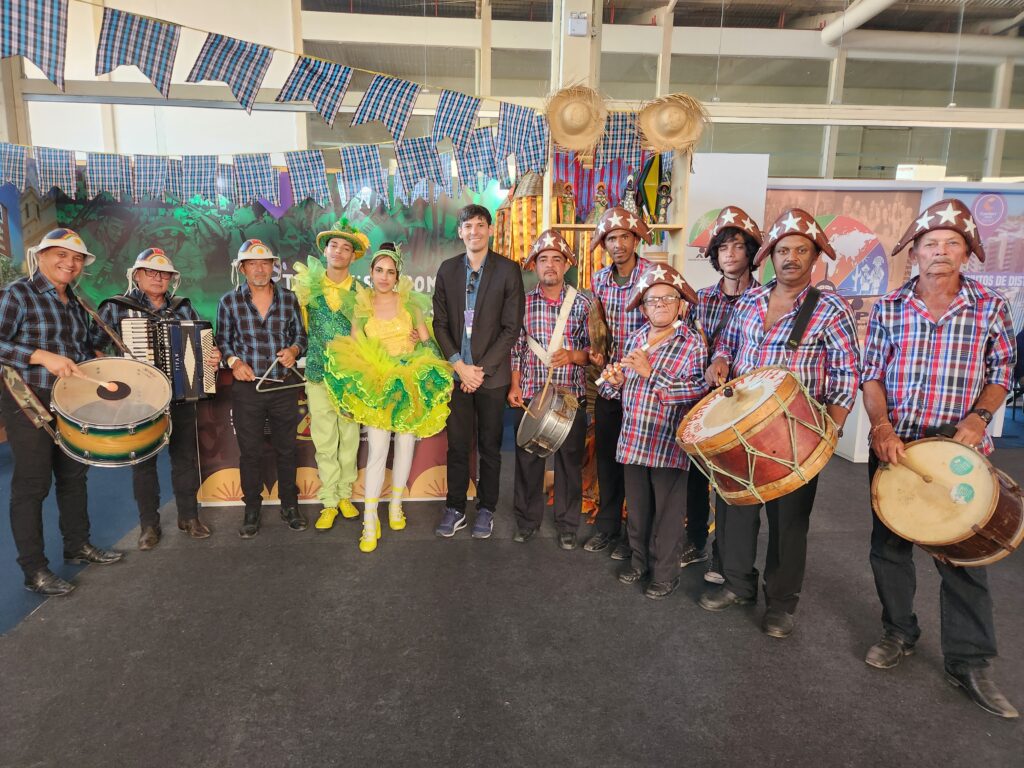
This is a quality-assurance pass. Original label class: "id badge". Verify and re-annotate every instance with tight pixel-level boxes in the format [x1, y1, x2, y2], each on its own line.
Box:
[465, 309, 475, 337]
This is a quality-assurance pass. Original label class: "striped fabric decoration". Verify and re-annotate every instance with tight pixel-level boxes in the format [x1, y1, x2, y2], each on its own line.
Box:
[552, 151, 596, 220]
[131, 155, 168, 202]
[455, 127, 496, 194]
[393, 173, 432, 207]
[94, 8, 180, 98]
[217, 163, 234, 204]
[1, 0, 68, 90]
[438, 151, 455, 198]
[350, 75, 421, 143]
[495, 103, 549, 177]
[85, 152, 131, 200]
[395, 136, 445, 196]
[0, 142, 28, 191]
[285, 150, 331, 207]
[186, 33, 272, 114]
[33, 146, 77, 196]
[276, 56, 352, 127]
[165, 158, 183, 200]
[432, 90, 480, 151]
[340, 144, 387, 203]
[233, 153, 279, 207]
[596, 112, 642, 173]
[181, 155, 218, 201]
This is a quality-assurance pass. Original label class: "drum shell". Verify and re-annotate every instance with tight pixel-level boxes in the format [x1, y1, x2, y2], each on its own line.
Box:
[54, 411, 170, 466]
[516, 387, 579, 458]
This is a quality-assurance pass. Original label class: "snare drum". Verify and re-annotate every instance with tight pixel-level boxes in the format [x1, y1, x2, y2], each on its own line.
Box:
[676, 366, 837, 505]
[516, 385, 580, 458]
[51, 358, 172, 466]
[871, 438, 1024, 567]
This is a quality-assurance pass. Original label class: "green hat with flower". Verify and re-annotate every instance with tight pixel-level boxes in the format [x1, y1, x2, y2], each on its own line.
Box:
[316, 218, 370, 260]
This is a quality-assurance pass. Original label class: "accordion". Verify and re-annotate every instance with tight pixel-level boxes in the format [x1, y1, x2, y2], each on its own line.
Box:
[120, 317, 217, 402]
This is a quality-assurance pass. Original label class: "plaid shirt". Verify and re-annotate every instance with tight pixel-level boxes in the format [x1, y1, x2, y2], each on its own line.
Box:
[94, 289, 202, 351]
[598, 323, 708, 469]
[215, 282, 306, 376]
[861, 276, 1015, 455]
[511, 286, 592, 399]
[591, 256, 652, 367]
[713, 281, 861, 410]
[688, 277, 761, 358]
[0, 272, 96, 389]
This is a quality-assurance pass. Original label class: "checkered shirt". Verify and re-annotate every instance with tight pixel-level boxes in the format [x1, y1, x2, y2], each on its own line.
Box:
[131, 154, 168, 202]
[285, 150, 331, 207]
[596, 112, 642, 172]
[712, 281, 861, 410]
[340, 144, 388, 203]
[33, 146, 76, 196]
[456, 127, 496, 193]
[1, 0, 68, 90]
[215, 282, 306, 377]
[86, 152, 131, 201]
[861, 276, 1015, 455]
[276, 56, 352, 127]
[233, 153, 279, 207]
[597, 322, 708, 469]
[0, 271, 96, 389]
[350, 75, 421, 143]
[433, 90, 480, 151]
[95, 8, 179, 98]
[511, 286, 592, 400]
[688, 277, 761, 361]
[94, 288, 202, 352]
[181, 155, 218, 202]
[591, 256, 653, 367]
[0, 142, 28, 191]
[187, 33, 272, 114]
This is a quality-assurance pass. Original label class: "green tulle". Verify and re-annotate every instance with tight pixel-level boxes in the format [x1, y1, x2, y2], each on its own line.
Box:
[292, 255, 358, 318]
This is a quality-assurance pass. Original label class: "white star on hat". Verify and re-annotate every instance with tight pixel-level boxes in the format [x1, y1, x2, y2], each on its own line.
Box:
[650, 265, 667, 281]
[915, 211, 933, 231]
[936, 202, 960, 225]
[671, 273, 685, 289]
[597, 221, 606, 234]
[963, 216, 978, 238]
[542, 233, 556, 248]
[780, 212, 801, 232]
[635, 276, 649, 292]
[627, 214, 639, 230]
[559, 240, 569, 253]
[768, 225, 781, 241]
[608, 211, 624, 229]
[741, 217, 755, 232]
[720, 209, 738, 225]
[804, 219, 821, 239]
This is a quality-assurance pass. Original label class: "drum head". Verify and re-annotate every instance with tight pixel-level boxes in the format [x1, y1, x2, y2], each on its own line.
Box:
[52, 358, 171, 427]
[679, 367, 790, 443]
[873, 439, 996, 545]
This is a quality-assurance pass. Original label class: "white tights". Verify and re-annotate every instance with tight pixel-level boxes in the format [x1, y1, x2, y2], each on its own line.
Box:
[363, 427, 416, 503]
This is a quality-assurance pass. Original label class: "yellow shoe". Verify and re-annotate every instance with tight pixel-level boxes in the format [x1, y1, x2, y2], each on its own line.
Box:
[358, 515, 381, 553]
[338, 499, 359, 519]
[389, 500, 406, 531]
[314, 507, 339, 531]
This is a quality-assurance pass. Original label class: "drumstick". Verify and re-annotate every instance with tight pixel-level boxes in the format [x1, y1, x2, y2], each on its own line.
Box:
[72, 370, 119, 393]
[896, 454, 935, 484]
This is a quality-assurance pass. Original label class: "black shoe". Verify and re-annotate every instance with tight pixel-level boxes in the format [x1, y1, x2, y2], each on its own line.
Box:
[945, 665, 1019, 719]
[617, 564, 646, 585]
[24, 569, 75, 596]
[680, 541, 708, 568]
[865, 634, 916, 669]
[583, 531, 613, 552]
[610, 539, 631, 561]
[644, 577, 680, 600]
[64, 543, 124, 565]
[138, 525, 161, 551]
[281, 506, 308, 531]
[761, 608, 795, 638]
[513, 527, 537, 543]
[239, 509, 261, 539]
[558, 532, 577, 551]
[698, 585, 755, 612]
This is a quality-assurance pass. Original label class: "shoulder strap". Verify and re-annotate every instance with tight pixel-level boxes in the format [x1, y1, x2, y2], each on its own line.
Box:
[786, 287, 822, 351]
[103, 294, 155, 315]
[167, 296, 189, 312]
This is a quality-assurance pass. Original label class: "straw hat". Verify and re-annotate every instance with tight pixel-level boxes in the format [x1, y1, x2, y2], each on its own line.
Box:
[637, 93, 709, 152]
[546, 85, 608, 155]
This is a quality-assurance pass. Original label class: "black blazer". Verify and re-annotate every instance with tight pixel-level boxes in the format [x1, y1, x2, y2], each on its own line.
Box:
[432, 249, 525, 389]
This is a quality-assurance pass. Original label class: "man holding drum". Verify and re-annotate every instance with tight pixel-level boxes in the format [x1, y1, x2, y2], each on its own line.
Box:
[508, 229, 594, 549]
[700, 208, 860, 638]
[861, 199, 1017, 719]
[0, 228, 124, 596]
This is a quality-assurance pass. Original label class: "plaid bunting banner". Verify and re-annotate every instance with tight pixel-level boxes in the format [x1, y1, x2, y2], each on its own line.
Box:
[165, 158, 183, 200]
[0, 143, 28, 191]
[233, 153, 279, 207]
[340, 144, 387, 203]
[661, 151, 674, 177]
[596, 112, 642, 172]
[285, 150, 331, 207]
[33, 146, 76, 195]
[495, 103, 549, 177]
[131, 155, 167, 202]
[85, 152, 130, 200]
[395, 136, 445, 194]
[181, 155, 218, 201]
[95, 8, 180, 98]
[276, 56, 352, 127]
[350, 75, 421, 143]
[455, 126, 495, 194]
[393, 172, 432, 207]
[432, 90, 480, 151]
[1, 0, 68, 90]
[187, 33, 272, 113]
[438, 151, 455, 198]
[217, 164, 234, 204]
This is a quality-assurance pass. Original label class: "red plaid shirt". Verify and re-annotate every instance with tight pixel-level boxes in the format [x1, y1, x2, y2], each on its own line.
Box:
[591, 256, 653, 367]
[712, 281, 861, 410]
[688, 277, 761, 360]
[511, 286, 593, 399]
[861, 276, 1015, 455]
[598, 323, 708, 469]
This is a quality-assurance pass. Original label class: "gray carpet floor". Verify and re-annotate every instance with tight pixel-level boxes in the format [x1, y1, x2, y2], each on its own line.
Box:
[1, 450, 1022, 768]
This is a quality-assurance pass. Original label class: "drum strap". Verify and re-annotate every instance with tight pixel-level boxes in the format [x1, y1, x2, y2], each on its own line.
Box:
[785, 287, 822, 351]
[77, 293, 135, 359]
[526, 286, 578, 367]
[0, 366, 57, 438]
[103, 295, 189, 318]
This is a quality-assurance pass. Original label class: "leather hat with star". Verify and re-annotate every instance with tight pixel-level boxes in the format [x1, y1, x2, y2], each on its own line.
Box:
[589, 206, 652, 252]
[524, 228, 577, 268]
[691, 205, 762, 258]
[753, 208, 836, 268]
[624, 263, 699, 312]
[891, 198, 985, 262]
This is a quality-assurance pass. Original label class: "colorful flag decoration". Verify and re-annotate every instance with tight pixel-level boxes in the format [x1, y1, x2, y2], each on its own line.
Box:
[165, 158, 183, 200]
[456, 126, 496, 194]
[233, 153, 279, 207]
[85, 152, 130, 200]
[1, 0, 68, 90]
[94, 8, 180, 98]
[131, 155, 168, 203]
[181, 155, 218, 202]
[186, 33, 272, 114]
[0, 142, 28, 191]
[33, 146, 76, 196]
[285, 150, 331, 207]
[393, 172, 432, 207]
[596, 112, 642, 173]
[552, 151, 596, 220]
[217, 163, 234, 204]
[495, 103, 549, 177]
[340, 144, 387, 203]
[276, 56, 352, 127]
[395, 136, 445, 195]
[438, 151, 455, 198]
[432, 90, 480, 151]
[350, 75, 421, 143]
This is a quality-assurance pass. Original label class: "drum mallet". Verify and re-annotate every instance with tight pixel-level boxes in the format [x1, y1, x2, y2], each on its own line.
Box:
[72, 370, 131, 399]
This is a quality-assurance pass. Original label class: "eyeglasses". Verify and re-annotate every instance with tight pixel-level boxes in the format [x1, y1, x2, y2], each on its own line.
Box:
[140, 269, 173, 280]
[466, 270, 480, 295]
[643, 295, 680, 307]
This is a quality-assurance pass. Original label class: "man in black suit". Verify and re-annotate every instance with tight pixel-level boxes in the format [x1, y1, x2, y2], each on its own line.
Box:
[432, 204, 525, 539]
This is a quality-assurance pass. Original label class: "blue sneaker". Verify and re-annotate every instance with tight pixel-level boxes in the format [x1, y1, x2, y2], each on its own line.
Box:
[435, 507, 467, 538]
[472, 508, 494, 539]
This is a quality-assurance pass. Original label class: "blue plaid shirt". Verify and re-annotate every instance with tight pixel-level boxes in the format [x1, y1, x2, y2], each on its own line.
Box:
[94, 289, 202, 352]
[215, 282, 306, 376]
[0, 272, 97, 389]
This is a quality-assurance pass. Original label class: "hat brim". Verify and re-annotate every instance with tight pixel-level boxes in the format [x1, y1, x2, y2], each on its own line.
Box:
[316, 231, 368, 260]
[523, 248, 578, 269]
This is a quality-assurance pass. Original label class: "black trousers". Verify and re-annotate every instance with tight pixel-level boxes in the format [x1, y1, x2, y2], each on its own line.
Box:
[868, 452, 997, 667]
[685, 466, 713, 550]
[594, 395, 626, 537]
[231, 382, 299, 511]
[623, 464, 686, 585]
[445, 384, 508, 514]
[512, 404, 586, 534]
[133, 401, 200, 527]
[2, 387, 91, 577]
[716, 477, 819, 614]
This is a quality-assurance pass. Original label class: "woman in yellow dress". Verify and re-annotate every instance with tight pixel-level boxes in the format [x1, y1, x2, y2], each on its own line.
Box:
[322, 243, 453, 552]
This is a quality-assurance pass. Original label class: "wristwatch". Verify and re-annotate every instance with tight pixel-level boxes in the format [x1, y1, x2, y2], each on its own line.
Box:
[970, 408, 993, 425]
[227, 355, 240, 369]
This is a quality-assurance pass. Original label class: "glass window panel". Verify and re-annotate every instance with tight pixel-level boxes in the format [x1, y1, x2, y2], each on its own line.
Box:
[491, 49, 551, 97]
[843, 60, 994, 108]
[696, 124, 824, 178]
[834, 126, 989, 181]
[670, 56, 829, 104]
[301, 0, 476, 19]
[302, 41, 475, 93]
[601, 53, 658, 100]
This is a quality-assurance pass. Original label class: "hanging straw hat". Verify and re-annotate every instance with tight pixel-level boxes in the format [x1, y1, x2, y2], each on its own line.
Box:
[637, 93, 709, 152]
[545, 85, 608, 155]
